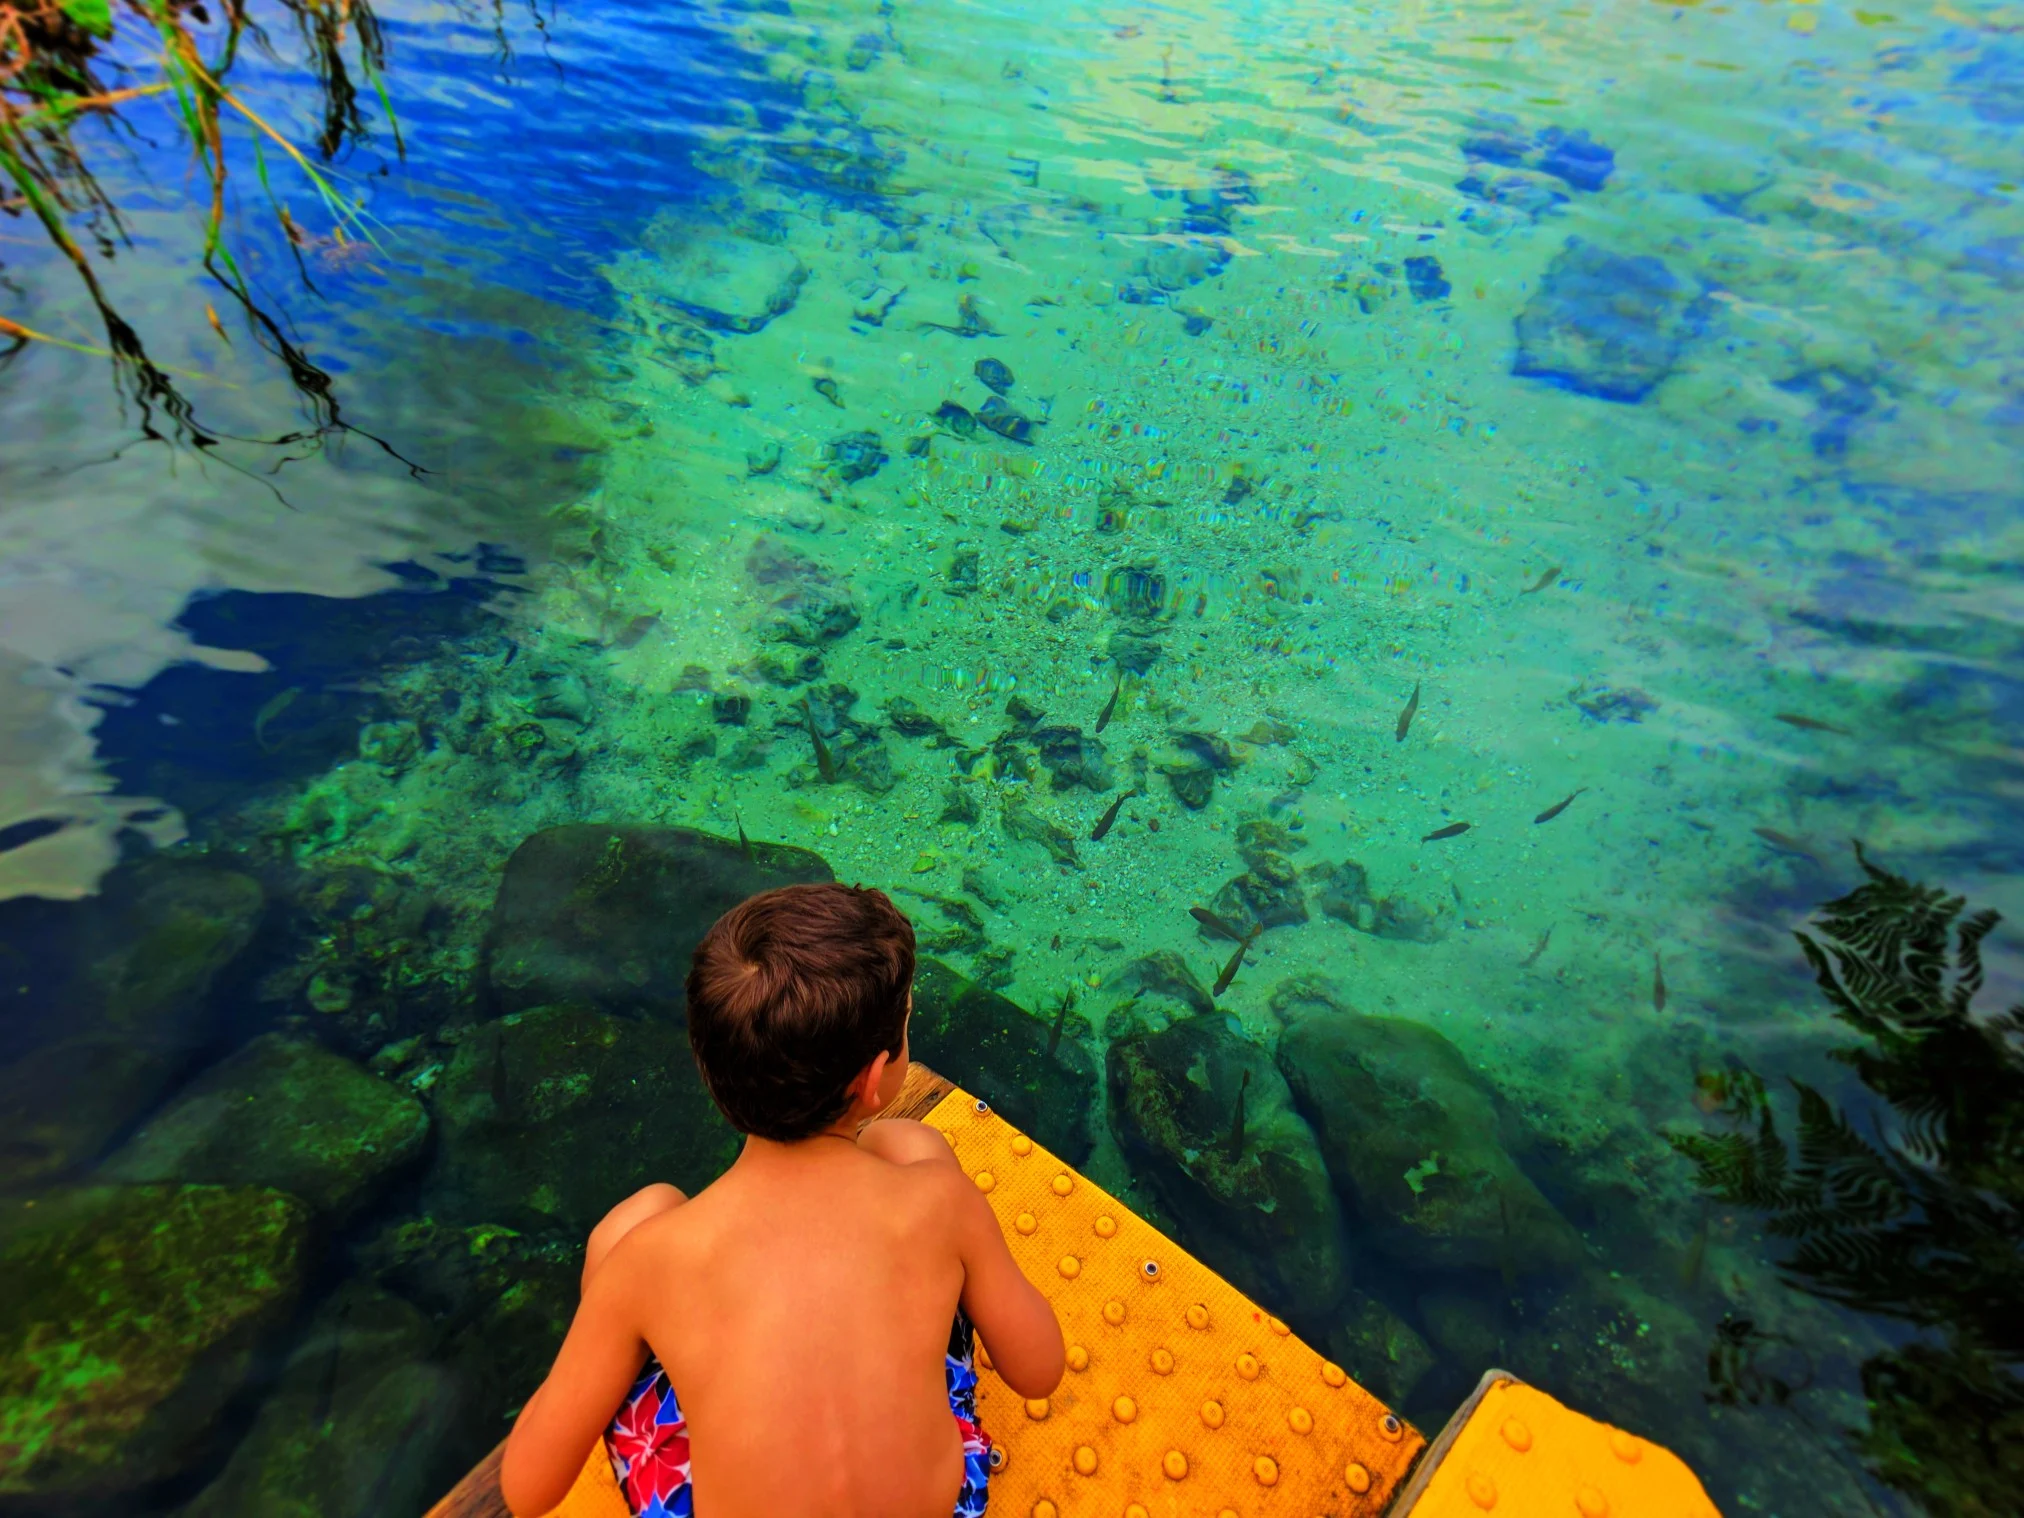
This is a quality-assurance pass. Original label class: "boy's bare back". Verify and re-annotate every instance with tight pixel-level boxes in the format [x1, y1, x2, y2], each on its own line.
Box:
[499, 882, 1062, 1518]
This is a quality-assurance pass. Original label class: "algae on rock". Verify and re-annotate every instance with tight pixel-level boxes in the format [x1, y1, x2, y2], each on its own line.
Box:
[1108, 1014, 1349, 1326]
[423, 1003, 738, 1233]
[101, 1034, 429, 1221]
[483, 824, 832, 1021]
[1277, 1008, 1584, 1276]
[910, 958, 1096, 1164]
[0, 1184, 309, 1503]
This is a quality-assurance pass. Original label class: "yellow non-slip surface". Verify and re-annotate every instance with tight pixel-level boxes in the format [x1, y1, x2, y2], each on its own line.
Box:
[926, 1087, 1426, 1518]
[1390, 1375, 1720, 1518]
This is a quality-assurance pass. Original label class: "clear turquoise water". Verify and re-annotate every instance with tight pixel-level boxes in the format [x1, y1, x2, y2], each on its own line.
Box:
[2, 1, 2020, 1513]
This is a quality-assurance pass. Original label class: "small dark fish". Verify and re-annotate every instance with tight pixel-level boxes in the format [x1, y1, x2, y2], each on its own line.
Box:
[1681, 1209, 1709, 1291]
[1774, 713, 1851, 737]
[253, 686, 301, 753]
[1091, 788, 1138, 842]
[919, 293, 997, 337]
[489, 1027, 512, 1115]
[737, 812, 754, 861]
[933, 401, 978, 438]
[1212, 924, 1263, 998]
[1094, 677, 1122, 734]
[1189, 905, 1248, 942]
[812, 376, 844, 407]
[1520, 565, 1561, 595]
[1533, 788, 1588, 824]
[1395, 681, 1420, 743]
[1752, 827, 1819, 863]
[1225, 1068, 1251, 1159]
[500, 638, 519, 667]
[1519, 924, 1553, 968]
[1653, 949, 1668, 1014]
[1046, 989, 1076, 1059]
[975, 356, 1015, 395]
[804, 700, 837, 784]
[1422, 822, 1472, 842]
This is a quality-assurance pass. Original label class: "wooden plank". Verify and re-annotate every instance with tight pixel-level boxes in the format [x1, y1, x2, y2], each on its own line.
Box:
[426, 1440, 507, 1518]
[423, 1062, 958, 1518]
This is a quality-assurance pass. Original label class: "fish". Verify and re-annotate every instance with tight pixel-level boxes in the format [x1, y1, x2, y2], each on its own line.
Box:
[1211, 924, 1263, 998]
[1189, 906, 1248, 942]
[1095, 677, 1122, 734]
[1519, 924, 1554, 968]
[1091, 788, 1138, 842]
[1225, 1068, 1251, 1159]
[736, 812, 754, 862]
[1774, 713, 1851, 736]
[1752, 827, 1819, 863]
[919, 293, 997, 337]
[803, 699, 837, 784]
[253, 686, 301, 753]
[1046, 989, 1076, 1058]
[1395, 681, 1420, 743]
[205, 303, 230, 344]
[1681, 1209, 1710, 1291]
[1422, 821, 1472, 842]
[1520, 565, 1561, 595]
[975, 357, 1015, 394]
[1652, 949, 1667, 1013]
[1534, 788, 1588, 824]
[812, 377, 843, 407]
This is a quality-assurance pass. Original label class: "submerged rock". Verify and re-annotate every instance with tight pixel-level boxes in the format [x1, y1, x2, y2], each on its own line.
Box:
[179, 1286, 459, 1518]
[1108, 1015, 1349, 1324]
[1211, 851, 1309, 933]
[1000, 793, 1078, 866]
[1312, 860, 1444, 942]
[1103, 561, 1167, 619]
[1534, 127, 1615, 192]
[425, 1003, 738, 1233]
[1163, 758, 1216, 810]
[0, 1184, 309, 1502]
[977, 394, 1038, 444]
[747, 535, 861, 647]
[1513, 239, 1694, 403]
[910, 959, 1096, 1163]
[483, 824, 832, 1020]
[1570, 681, 1658, 724]
[101, 1034, 428, 1221]
[1107, 625, 1162, 674]
[1403, 255, 1450, 302]
[1103, 951, 1216, 1038]
[1277, 1011, 1584, 1275]
[1326, 1290, 1436, 1410]
[1031, 725, 1114, 793]
[824, 430, 888, 484]
[974, 356, 1015, 395]
[641, 227, 805, 334]
[0, 856, 264, 1191]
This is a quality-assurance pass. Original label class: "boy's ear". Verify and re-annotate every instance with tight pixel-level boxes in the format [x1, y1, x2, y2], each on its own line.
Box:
[857, 1048, 893, 1111]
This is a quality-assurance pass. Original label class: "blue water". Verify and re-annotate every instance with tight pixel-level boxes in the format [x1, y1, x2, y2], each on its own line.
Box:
[2, 1, 2021, 1514]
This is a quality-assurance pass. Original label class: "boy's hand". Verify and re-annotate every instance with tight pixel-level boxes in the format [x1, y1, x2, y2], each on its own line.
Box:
[943, 1167, 1066, 1399]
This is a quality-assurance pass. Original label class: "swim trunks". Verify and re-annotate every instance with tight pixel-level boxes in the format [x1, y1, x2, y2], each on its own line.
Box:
[604, 1312, 993, 1518]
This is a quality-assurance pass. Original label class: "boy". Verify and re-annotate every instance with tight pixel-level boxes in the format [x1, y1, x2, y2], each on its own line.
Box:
[500, 882, 1065, 1518]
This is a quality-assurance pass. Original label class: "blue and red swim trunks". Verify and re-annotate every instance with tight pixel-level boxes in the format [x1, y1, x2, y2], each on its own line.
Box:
[603, 1313, 993, 1517]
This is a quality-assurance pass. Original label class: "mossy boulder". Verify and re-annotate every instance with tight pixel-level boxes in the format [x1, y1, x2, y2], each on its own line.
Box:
[1277, 1012, 1584, 1276]
[0, 1184, 309, 1502]
[1107, 1015, 1348, 1326]
[101, 1035, 428, 1221]
[1325, 1290, 1436, 1411]
[0, 858, 264, 1192]
[910, 959, 1096, 1164]
[484, 825, 832, 1021]
[179, 1286, 460, 1518]
[422, 1004, 738, 1234]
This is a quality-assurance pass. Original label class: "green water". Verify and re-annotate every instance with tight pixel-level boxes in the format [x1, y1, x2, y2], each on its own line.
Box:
[2, 0, 2021, 1513]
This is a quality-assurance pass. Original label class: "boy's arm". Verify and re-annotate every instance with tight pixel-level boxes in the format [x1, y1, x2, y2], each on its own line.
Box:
[946, 1169, 1066, 1399]
[499, 1246, 650, 1517]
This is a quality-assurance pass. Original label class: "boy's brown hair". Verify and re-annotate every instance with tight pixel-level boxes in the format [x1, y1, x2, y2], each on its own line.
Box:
[686, 882, 916, 1141]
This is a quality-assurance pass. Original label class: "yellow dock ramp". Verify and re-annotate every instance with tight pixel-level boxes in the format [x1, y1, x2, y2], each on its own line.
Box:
[1388, 1371, 1720, 1518]
[429, 1068, 1720, 1518]
[930, 1086, 1425, 1517]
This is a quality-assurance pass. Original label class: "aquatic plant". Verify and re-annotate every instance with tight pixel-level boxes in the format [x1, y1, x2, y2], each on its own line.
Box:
[1669, 844, 2024, 1514]
[0, 0, 410, 455]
